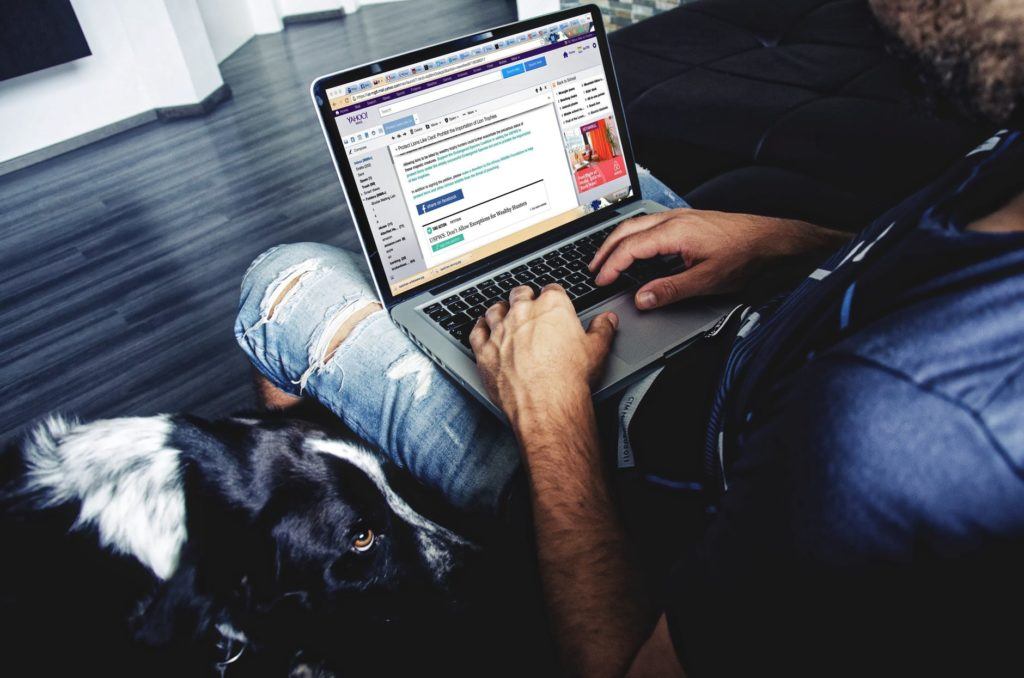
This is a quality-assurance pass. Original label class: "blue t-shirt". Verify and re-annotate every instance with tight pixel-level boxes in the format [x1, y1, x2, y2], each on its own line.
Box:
[667, 130, 1024, 675]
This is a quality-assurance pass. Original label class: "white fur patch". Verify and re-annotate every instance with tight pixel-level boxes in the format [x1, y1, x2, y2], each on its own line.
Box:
[308, 439, 470, 581]
[386, 352, 434, 401]
[22, 415, 186, 580]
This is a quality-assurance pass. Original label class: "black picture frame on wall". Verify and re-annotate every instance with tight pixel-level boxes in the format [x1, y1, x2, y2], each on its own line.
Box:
[0, 0, 92, 82]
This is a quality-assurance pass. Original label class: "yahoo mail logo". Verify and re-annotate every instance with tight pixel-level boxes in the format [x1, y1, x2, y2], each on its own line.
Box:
[346, 111, 369, 125]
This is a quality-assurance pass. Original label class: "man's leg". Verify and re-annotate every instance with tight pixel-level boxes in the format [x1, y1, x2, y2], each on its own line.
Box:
[234, 243, 520, 517]
[636, 165, 689, 210]
[233, 169, 688, 515]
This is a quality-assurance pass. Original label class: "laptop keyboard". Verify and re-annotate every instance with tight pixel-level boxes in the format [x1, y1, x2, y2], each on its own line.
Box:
[421, 216, 681, 349]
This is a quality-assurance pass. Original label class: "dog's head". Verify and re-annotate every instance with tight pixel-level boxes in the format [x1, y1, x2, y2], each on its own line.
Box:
[254, 435, 473, 615]
[124, 415, 480, 663]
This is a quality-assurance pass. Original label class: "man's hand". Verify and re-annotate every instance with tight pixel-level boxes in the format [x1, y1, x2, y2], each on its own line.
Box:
[589, 209, 850, 310]
[470, 283, 617, 428]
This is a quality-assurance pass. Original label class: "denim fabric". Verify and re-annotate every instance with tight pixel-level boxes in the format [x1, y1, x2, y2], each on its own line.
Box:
[235, 167, 687, 516]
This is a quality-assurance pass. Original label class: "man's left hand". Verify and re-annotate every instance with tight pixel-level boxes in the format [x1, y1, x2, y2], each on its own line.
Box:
[470, 284, 618, 429]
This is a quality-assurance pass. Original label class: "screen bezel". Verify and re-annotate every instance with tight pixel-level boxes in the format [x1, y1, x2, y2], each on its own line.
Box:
[311, 4, 640, 308]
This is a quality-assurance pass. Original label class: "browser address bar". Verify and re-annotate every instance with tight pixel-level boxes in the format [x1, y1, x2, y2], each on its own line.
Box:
[378, 70, 503, 117]
[349, 38, 547, 104]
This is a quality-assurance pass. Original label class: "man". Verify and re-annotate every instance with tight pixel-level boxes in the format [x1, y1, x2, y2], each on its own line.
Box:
[236, 3, 1023, 673]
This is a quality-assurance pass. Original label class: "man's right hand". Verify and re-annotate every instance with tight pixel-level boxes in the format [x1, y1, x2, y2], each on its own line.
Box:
[589, 209, 850, 310]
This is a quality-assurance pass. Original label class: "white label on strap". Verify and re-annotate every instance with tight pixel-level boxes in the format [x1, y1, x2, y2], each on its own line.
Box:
[617, 367, 664, 469]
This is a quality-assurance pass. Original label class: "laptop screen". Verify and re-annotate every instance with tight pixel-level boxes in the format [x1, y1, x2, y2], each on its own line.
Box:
[325, 12, 635, 296]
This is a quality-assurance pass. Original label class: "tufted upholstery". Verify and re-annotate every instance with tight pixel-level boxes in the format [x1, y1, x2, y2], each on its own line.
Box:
[609, 0, 993, 231]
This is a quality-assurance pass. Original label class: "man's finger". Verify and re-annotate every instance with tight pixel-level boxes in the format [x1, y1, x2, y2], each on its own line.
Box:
[484, 300, 508, 329]
[508, 285, 536, 305]
[586, 311, 619, 355]
[594, 227, 681, 286]
[634, 264, 714, 310]
[468, 317, 489, 353]
[589, 212, 672, 272]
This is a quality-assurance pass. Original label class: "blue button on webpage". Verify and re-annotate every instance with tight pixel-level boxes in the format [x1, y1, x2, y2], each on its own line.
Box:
[416, 189, 464, 215]
[524, 56, 547, 71]
[501, 64, 525, 78]
[382, 115, 415, 134]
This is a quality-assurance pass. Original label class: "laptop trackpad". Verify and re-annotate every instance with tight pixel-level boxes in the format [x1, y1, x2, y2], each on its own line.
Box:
[586, 294, 724, 365]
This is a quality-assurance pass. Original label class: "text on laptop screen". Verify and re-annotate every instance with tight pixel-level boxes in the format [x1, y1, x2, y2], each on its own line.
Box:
[328, 14, 633, 295]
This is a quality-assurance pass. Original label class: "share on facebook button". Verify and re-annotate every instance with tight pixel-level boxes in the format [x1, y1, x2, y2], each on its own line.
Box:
[416, 189, 464, 215]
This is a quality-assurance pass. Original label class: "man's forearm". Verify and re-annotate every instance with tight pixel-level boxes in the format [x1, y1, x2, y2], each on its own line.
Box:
[513, 386, 653, 678]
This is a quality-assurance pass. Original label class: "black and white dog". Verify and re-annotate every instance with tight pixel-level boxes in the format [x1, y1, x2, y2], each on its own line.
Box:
[0, 411, 476, 676]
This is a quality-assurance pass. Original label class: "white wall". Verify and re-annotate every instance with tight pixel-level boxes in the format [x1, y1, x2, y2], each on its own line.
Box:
[197, 0, 256, 62]
[0, 0, 149, 162]
[0, 0, 407, 166]
[517, 0, 559, 19]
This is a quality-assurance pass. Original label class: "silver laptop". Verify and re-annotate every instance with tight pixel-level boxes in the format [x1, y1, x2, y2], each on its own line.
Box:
[311, 5, 731, 420]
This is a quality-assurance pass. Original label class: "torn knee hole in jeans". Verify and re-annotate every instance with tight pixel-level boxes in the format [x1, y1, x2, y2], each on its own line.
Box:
[293, 298, 383, 392]
[243, 258, 321, 337]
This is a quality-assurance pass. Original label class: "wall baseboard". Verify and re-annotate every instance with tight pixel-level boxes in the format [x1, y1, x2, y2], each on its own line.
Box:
[1, 83, 233, 177]
[0, 110, 156, 178]
[282, 9, 346, 25]
[156, 83, 232, 120]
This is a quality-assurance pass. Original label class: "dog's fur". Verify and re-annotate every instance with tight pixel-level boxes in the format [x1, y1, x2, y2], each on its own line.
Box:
[0, 412, 476, 676]
[869, 0, 1024, 123]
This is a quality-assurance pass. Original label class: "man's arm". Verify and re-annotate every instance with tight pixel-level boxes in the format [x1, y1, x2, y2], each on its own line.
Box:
[471, 286, 684, 677]
[589, 209, 851, 309]
[514, 378, 656, 676]
[470, 210, 846, 675]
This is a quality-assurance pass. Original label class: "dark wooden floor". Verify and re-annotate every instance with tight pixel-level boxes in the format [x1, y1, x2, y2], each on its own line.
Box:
[0, 0, 518, 442]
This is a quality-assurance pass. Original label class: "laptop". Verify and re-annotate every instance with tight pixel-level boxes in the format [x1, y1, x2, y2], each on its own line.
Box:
[310, 4, 731, 420]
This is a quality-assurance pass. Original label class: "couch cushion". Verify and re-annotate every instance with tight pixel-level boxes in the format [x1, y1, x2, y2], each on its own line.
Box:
[610, 0, 991, 230]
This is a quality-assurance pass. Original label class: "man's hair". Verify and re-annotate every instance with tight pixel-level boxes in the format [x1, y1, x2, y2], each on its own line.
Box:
[869, 0, 1024, 124]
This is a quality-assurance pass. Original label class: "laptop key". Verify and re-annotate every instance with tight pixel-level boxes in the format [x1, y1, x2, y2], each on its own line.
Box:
[535, 274, 555, 287]
[448, 322, 474, 348]
[428, 309, 450, 322]
[550, 266, 570, 280]
[459, 286, 478, 298]
[511, 264, 529, 273]
[566, 272, 587, 284]
[442, 295, 460, 305]
[566, 260, 588, 272]
[569, 283, 591, 297]
[495, 271, 513, 281]
[529, 263, 552, 274]
[424, 303, 442, 314]
[484, 295, 503, 308]
[464, 293, 486, 305]
[498, 279, 516, 291]
[527, 258, 544, 266]
[546, 255, 567, 268]
[476, 278, 495, 288]
[571, 279, 630, 313]
[466, 304, 487, 318]
[440, 313, 468, 329]
[543, 250, 562, 260]
[447, 300, 468, 312]
[514, 271, 536, 282]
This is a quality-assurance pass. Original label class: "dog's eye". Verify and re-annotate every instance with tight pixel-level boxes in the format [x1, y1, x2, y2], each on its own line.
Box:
[352, 529, 375, 553]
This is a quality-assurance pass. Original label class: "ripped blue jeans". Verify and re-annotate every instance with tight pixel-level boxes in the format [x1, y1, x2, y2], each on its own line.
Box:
[235, 167, 687, 517]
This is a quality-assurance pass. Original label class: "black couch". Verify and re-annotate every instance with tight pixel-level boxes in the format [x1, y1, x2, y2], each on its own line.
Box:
[609, 0, 993, 231]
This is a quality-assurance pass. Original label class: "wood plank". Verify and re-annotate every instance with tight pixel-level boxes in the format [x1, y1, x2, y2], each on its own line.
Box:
[0, 0, 518, 442]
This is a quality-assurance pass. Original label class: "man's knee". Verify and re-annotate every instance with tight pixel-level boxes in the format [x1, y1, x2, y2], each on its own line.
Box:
[234, 242, 383, 394]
